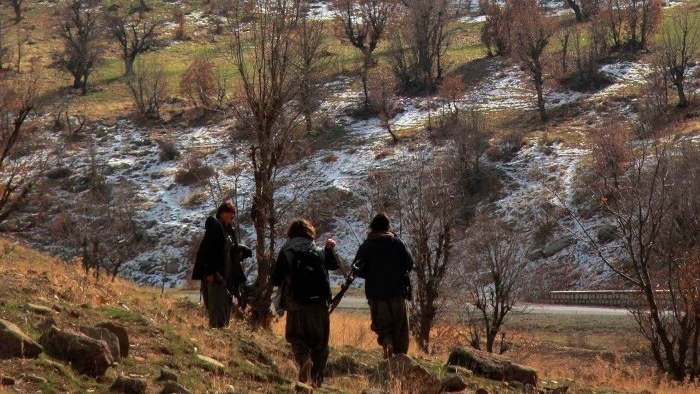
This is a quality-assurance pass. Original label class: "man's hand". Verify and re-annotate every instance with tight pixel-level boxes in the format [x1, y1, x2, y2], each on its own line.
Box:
[325, 238, 336, 249]
[205, 274, 214, 283]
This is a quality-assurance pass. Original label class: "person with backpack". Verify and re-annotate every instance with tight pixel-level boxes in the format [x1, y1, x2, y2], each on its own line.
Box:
[191, 200, 252, 328]
[271, 218, 340, 388]
[354, 213, 414, 359]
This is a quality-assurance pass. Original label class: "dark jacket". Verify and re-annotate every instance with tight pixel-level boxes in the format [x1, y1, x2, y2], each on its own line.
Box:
[355, 232, 414, 300]
[192, 216, 246, 288]
[271, 237, 340, 304]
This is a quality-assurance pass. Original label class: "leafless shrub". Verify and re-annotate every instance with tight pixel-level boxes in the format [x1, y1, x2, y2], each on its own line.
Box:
[174, 150, 213, 186]
[458, 214, 529, 353]
[485, 128, 524, 162]
[367, 65, 399, 142]
[173, 7, 187, 40]
[0, 68, 48, 227]
[156, 138, 179, 161]
[480, 0, 511, 57]
[634, 64, 669, 138]
[180, 56, 217, 110]
[127, 58, 169, 120]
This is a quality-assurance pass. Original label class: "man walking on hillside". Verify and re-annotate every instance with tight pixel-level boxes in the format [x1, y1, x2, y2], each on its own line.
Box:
[354, 213, 414, 358]
[271, 218, 340, 388]
[191, 200, 251, 328]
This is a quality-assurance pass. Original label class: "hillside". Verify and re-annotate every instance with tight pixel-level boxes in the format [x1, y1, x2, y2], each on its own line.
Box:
[0, 237, 689, 394]
[0, 0, 698, 293]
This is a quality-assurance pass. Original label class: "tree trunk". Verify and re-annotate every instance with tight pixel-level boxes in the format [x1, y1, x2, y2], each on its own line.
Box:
[676, 83, 688, 107]
[361, 50, 371, 109]
[124, 57, 135, 76]
[564, 0, 584, 22]
[12, 3, 21, 23]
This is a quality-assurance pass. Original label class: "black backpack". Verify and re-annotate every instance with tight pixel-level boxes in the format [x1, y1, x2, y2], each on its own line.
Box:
[284, 248, 331, 304]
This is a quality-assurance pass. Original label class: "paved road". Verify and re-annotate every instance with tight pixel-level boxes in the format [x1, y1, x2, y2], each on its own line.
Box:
[170, 290, 630, 315]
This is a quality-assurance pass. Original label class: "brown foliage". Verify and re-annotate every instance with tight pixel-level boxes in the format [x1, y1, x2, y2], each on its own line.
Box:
[180, 56, 217, 110]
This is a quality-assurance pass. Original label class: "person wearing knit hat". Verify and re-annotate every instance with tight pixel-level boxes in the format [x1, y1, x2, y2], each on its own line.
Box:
[353, 213, 414, 359]
[191, 200, 249, 328]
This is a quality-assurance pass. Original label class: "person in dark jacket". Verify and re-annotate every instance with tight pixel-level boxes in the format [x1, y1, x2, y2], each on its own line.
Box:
[354, 213, 414, 358]
[191, 200, 250, 328]
[271, 219, 340, 388]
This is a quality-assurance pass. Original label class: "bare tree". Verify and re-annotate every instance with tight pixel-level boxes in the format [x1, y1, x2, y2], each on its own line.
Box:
[657, 5, 700, 108]
[127, 57, 169, 119]
[460, 215, 528, 353]
[562, 0, 600, 22]
[104, 8, 161, 76]
[598, 0, 661, 50]
[180, 55, 217, 110]
[368, 151, 461, 353]
[2, 0, 24, 23]
[390, 0, 451, 93]
[224, 0, 314, 327]
[367, 65, 398, 141]
[624, 0, 661, 49]
[0, 16, 10, 70]
[297, 9, 329, 134]
[510, 0, 556, 122]
[60, 0, 102, 95]
[333, 0, 395, 109]
[0, 70, 47, 226]
[51, 153, 146, 281]
[585, 138, 700, 382]
[480, 0, 511, 57]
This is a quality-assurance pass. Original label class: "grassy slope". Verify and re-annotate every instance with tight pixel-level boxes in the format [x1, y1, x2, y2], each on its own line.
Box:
[1, 236, 693, 394]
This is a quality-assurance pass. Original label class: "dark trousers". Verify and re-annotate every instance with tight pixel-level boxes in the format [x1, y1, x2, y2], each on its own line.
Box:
[285, 302, 330, 384]
[205, 281, 231, 328]
[368, 297, 410, 354]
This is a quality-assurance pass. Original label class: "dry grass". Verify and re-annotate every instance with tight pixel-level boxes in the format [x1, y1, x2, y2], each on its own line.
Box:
[5, 237, 700, 393]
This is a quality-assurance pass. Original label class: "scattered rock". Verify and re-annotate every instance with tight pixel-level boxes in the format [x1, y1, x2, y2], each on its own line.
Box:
[541, 236, 576, 258]
[24, 374, 48, 384]
[439, 374, 467, 392]
[0, 318, 44, 359]
[293, 381, 313, 393]
[447, 347, 537, 387]
[160, 380, 192, 394]
[25, 303, 54, 315]
[196, 355, 225, 373]
[1, 376, 15, 386]
[38, 325, 114, 377]
[110, 375, 147, 394]
[370, 354, 441, 394]
[80, 326, 121, 361]
[96, 321, 130, 358]
[156, 368, 178, 382]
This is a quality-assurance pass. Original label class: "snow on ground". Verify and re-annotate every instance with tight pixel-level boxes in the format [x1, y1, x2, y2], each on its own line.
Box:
[26, 39, 699, 289]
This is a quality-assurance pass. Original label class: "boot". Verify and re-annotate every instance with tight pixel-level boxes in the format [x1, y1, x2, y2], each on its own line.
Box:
[298, 358, 313, 383]
[383, 343, 394, 359]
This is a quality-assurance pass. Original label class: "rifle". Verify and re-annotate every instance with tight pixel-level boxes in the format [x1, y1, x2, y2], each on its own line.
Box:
[329, 259, 362, 314]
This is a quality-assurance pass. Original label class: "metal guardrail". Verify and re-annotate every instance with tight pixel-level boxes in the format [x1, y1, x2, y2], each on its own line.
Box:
[550, 290, 670, 307]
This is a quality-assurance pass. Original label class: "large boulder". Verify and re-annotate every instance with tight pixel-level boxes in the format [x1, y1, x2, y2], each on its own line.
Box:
[447, 347, 537, 386]
[80, 326, 121, 361]
[369, 354, 441, 394]
[38, 326, 114, 377]
[0, 318, 43, 359]
[96, 321, 130, 358]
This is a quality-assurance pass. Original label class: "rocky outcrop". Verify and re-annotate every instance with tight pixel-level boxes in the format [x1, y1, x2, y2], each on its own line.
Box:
[447, 347, 537, 386]
[38, 325, 114, 377]
[96, 321, 130, 358]
[0, 318, 43, 359]
[80, 326, 121, 361]
[110, 375, 147, 394]
[370, 354, 441, 394]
